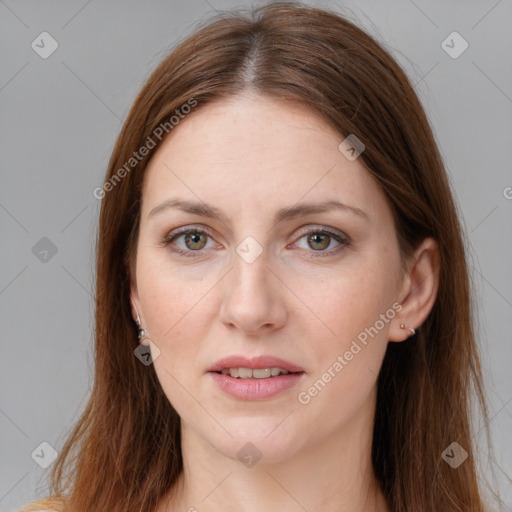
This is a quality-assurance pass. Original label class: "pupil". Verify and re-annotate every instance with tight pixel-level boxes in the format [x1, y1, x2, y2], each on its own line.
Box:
[309, 233, 329, 250]
[186, 232, 205, 249]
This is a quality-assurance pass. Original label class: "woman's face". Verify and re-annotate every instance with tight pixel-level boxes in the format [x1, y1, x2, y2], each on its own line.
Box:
[131, 92, 407, 463]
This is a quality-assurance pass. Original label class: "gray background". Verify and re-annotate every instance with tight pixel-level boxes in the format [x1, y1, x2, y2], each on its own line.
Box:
[1, 1, 511, 510]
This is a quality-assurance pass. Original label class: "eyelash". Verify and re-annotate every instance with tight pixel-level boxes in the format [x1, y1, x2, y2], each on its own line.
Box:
[160, 225, 350, 259]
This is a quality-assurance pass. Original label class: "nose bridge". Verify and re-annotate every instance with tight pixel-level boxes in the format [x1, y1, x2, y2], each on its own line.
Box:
[231, 246, 273, 307]
[220, 243, 285, 333]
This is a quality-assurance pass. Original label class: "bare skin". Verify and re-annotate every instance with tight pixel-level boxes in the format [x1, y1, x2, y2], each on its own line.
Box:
[130, 91, 440, 512]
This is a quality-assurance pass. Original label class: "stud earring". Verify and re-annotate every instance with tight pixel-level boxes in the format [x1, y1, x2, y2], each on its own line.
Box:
[137, 326, 147, 340]
[400, 323, 416, 337]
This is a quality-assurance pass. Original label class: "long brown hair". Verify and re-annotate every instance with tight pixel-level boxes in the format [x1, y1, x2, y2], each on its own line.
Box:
[20, 2, 500, 511]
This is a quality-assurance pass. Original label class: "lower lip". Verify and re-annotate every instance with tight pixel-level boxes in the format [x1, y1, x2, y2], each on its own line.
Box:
[209, 371, 305, 400]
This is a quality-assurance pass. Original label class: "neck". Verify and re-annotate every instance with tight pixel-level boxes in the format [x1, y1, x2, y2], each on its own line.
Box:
[160, 391, 389, 512]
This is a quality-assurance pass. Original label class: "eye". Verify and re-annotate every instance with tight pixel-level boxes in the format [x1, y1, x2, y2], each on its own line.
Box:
[160, 225, 350, 259]
[292, 227, 350, 258]
[161, 227, 217, 258]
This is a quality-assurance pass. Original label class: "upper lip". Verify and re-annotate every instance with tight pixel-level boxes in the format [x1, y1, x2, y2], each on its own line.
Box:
[208, 355, 305, 373]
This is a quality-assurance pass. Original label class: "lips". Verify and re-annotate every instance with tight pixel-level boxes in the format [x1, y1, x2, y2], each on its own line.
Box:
[208, 355, 306, 400]
[208, 355, 305, 374]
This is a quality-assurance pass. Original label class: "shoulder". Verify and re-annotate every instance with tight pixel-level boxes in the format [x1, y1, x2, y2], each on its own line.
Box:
[17, 508, 61, 512]
[17, 497, 66, 512]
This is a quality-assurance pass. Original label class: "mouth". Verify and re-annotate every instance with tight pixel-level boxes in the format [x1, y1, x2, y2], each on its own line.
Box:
[214, 367, 297, 379]
[208, 354, 305, 374]
[208, 355, 305, 400]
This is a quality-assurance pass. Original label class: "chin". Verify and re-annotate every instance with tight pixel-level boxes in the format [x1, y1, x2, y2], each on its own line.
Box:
[206, 422, 306, 466]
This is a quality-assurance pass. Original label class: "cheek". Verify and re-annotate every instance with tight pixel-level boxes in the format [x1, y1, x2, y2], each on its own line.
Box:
[304, 262, 396, 346]
[294, 287, 391, 430]
[136, 262, 213, 393]
[137, 249, 218, 339]
[296, 262, 397, 402]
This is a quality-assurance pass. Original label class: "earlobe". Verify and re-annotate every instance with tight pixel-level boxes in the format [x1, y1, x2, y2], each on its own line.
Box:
[130, 285, 151, 346]
[130, 285, 143, 327]
[389, 237, 440, 343]
[132, 300, 141, 326]
[399, 322, 416, 337]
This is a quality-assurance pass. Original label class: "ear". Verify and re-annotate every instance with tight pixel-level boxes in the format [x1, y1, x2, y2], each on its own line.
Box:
[388, 236, 440, 342]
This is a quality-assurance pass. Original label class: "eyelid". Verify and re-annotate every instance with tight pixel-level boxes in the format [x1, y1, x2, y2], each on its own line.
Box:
[293, 224, 349, 241]
[164, 224, 214, 239]
[161, 225, 219, 250]
[163, 223, 349, 242]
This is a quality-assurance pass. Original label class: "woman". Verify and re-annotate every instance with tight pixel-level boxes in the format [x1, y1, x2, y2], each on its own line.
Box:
[19, 2, 499, 511]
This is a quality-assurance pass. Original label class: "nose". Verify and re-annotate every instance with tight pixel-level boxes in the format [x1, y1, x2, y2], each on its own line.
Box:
[219, 251, 287, 336]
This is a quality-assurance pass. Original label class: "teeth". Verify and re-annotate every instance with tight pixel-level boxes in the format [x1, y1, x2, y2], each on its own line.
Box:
[252, 368, 271, 378]
[238, 367, 252, 379]
[219, 367, 291, 379]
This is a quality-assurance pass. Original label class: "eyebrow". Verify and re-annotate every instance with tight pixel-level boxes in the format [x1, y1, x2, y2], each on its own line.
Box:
[148, 198, 370, 225]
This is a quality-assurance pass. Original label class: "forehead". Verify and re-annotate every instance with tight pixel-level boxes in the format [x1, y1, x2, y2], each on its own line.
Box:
[140, 94, 386, 223]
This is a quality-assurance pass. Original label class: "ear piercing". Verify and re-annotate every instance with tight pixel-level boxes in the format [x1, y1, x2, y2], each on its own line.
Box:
[400, 323, 416, 337]
[132, 301, 149, 341]
[137, 327, 148, 341]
